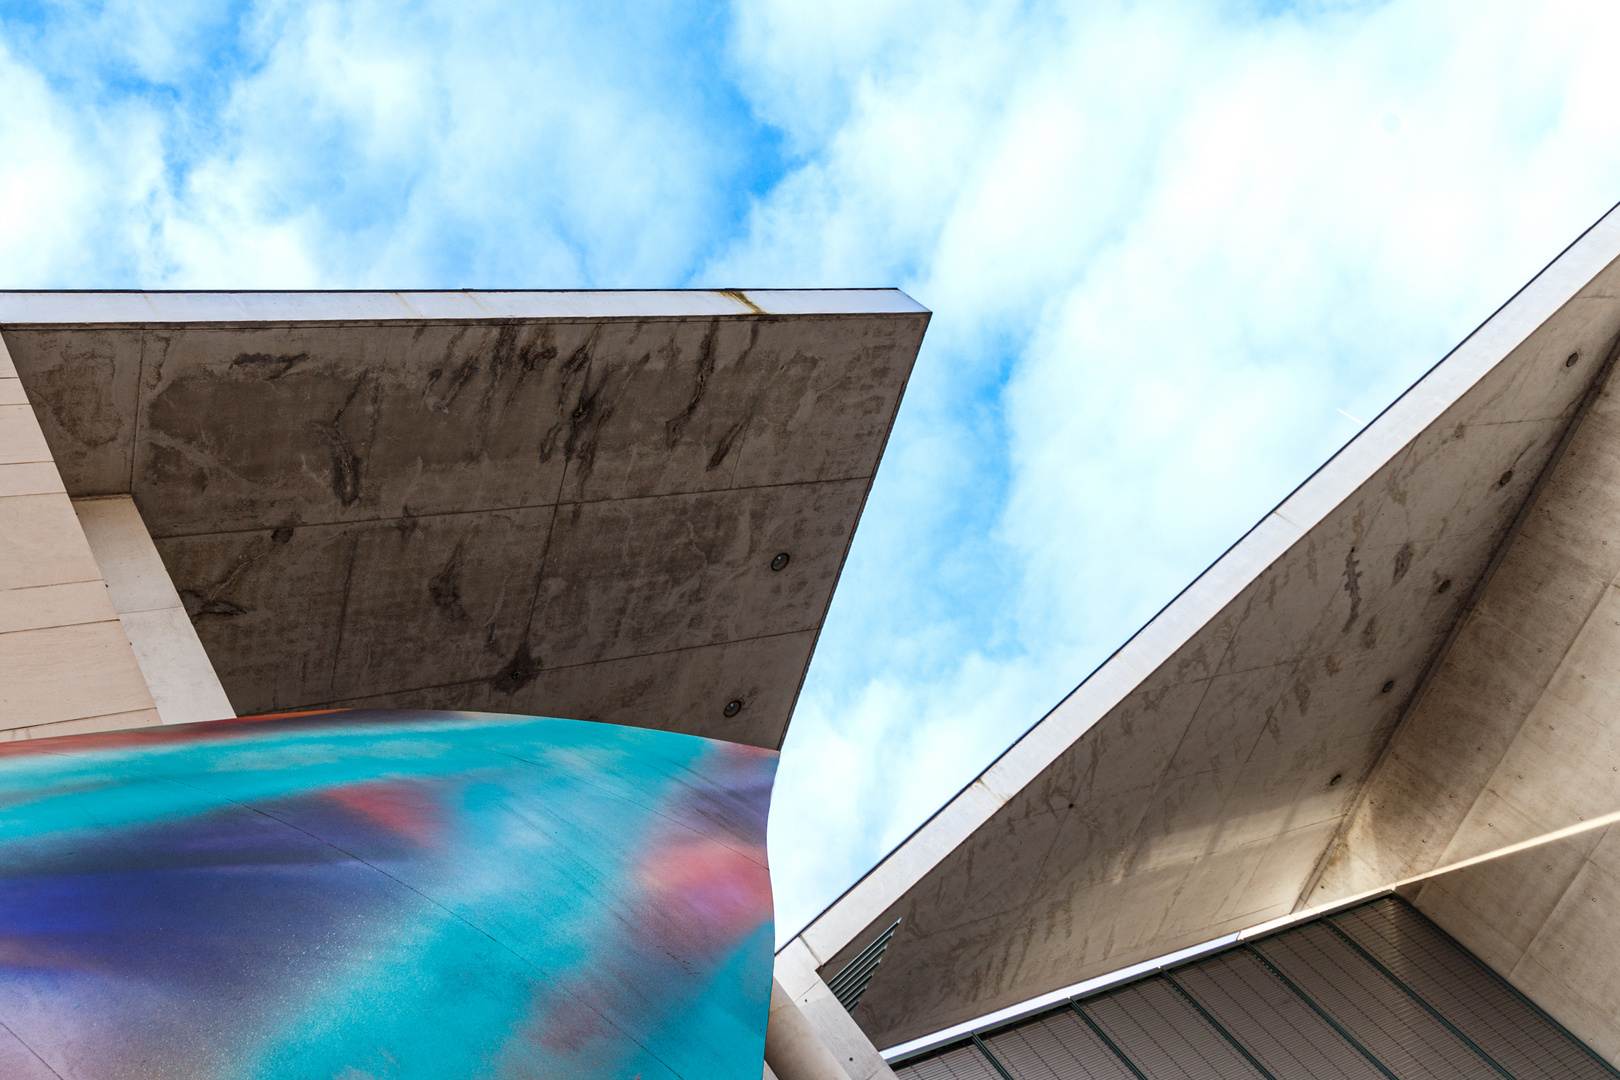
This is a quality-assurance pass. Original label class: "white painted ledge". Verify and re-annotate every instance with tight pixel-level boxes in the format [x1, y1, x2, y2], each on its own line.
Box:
[72, 495, 235, 725]
[0, 289, 928, 325]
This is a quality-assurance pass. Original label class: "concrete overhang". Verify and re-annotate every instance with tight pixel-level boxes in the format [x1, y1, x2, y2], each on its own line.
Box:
[0, 289, 929, 748]
[784, 205, 1620, 1048]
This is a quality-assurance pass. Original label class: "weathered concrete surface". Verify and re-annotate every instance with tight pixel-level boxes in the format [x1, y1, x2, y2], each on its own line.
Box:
[1, 291, 926, 747]
[765, 978, 856, 1080]
[0, 338, 161, 739]
[776, 942, 898, 1080]
[1310, 342, 1620, 1063]
[782, 208, 1620, 1049]
[72, 495, 236, 725]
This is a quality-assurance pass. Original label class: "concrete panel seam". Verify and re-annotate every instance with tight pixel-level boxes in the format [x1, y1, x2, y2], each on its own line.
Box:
[1297, 320, 1620, 911]
[138, 473, 879, 542]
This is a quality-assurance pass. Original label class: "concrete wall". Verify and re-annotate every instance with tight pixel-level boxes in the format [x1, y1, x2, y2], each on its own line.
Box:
[1316, 345, 1620, 1063]
[1414, 831, 1620, 1065]
[0, 339, 161, 738]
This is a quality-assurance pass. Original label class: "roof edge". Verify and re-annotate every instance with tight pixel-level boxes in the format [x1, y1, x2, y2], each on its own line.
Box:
[0, 288, 929, 326]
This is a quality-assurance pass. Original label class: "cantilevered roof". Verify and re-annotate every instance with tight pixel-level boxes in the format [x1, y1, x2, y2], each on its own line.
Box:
[781, 206, 1620, 1047]
[0, 290, 928, 748]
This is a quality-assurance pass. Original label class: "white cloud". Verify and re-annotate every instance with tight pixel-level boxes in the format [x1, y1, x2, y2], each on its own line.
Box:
[0, 0, 774, 288]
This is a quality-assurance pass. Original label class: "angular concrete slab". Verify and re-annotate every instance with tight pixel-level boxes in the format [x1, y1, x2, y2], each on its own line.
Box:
[781, 205, 1620, 1049]
[1, 290, 927, 747]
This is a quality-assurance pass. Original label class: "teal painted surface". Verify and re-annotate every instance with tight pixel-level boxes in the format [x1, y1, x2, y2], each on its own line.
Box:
[0, 709, 777, 1079]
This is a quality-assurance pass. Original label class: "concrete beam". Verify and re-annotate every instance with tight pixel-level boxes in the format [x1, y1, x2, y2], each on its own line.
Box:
[773, 945, 898, 1080]
[72, 495, 235, 725]
[1, 291, 927, 747]
[766, 979, 853, 1080]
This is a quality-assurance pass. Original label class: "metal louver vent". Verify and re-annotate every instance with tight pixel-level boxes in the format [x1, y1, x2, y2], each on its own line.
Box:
[828, 918, 901, 1013]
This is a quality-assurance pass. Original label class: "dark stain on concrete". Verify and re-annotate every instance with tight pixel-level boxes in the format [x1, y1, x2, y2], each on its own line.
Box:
[708, 417, 749, 471]
[318, 379, 367, 507]
[1342, 546, 1363, 632]
[541, 331, 606, 471]
[1360, 614, 1379, 650]
[666, 320, 719, 447]
[1393, 541, 1414, 584]
[704, 322, 764, 472]
[231, 352, 307, 380]
[493, 636, 542, 692]
[487, 322, 559, 425]
[145, 441, 210, 493]
[179, 527, 297, 622]
[180, 591, 248, 620]
[33, 341, 124, 450]
[428, 540, 467, 619]
[423, 360, 478, 413]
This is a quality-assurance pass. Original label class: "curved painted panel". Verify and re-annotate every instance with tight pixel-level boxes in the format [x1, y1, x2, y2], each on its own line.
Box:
[0, 709, 776, 1079]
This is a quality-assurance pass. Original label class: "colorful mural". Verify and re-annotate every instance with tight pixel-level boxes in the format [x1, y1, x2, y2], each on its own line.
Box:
[0, 709, 777, 1080]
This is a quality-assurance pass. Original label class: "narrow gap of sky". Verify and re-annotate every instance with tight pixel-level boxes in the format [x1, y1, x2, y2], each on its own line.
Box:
[1, 0, 1617, 940]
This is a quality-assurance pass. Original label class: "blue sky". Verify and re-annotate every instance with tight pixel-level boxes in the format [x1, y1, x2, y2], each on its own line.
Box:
[4, 0, 1620, 940]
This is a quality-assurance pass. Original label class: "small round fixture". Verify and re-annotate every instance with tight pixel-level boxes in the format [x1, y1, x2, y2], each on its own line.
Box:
[1497, 470, 1513, 487]
[1381, 680, 1395, 694]
[1437, 579, 1452, 594]
[1329, 773, 1343, 787]
[1567, 352, 1580, 367]
[770, 553, 791, 572]
[723, 699, 743, 718]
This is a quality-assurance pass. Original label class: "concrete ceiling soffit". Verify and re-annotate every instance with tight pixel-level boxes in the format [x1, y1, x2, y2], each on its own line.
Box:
[790, 206, 1620, 1048]
[0, 291, 930, 749]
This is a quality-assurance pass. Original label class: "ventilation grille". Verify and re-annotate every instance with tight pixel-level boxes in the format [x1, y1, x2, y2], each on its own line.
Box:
[828, 918, 901, 1013]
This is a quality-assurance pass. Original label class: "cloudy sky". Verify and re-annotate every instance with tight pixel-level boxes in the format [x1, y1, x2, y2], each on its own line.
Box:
[4, 0, 1620, 939]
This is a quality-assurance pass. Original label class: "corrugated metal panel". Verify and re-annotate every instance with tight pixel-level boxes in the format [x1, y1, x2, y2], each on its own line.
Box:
[984, 1008, 1139, 1080]
[1177, 949, 1387, 1080]
[888, 897, 1613, 1080]
[896, 1043, 1004, 1080]
[1081, 979, 1268, 1080]
[1333, 899, 1618, 1080]
[1255, 922, 1498, 1080]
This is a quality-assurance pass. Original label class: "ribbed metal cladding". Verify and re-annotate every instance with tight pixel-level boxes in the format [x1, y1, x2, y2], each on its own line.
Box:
[983, 1009, 1139, 1080]
[1330, 901, 1617, 1080]
[1081, 981, 1267, 1080]
[1175, 949, 1387, 1080]
[1254, 921, 1498, 1080]
[888, 897, 1617, 1080]
[895, 1043, 1004, 1080]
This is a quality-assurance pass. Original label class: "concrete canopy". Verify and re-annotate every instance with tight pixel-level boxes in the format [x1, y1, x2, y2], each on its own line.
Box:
[782, 206, 1620, 1050]
[0, 290, 928, 749]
